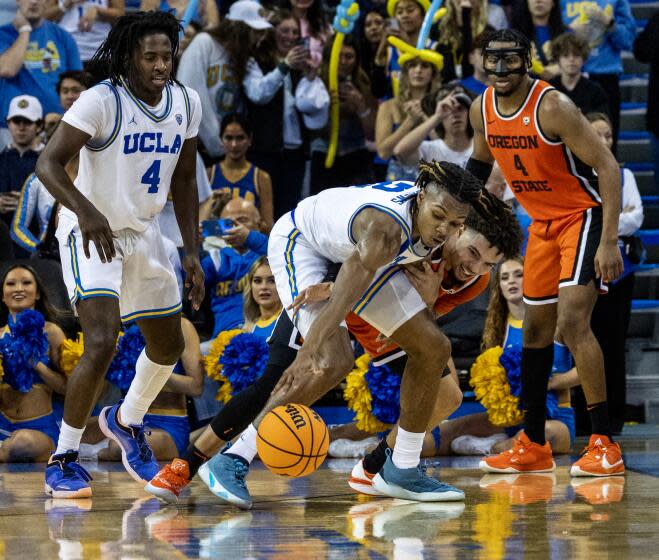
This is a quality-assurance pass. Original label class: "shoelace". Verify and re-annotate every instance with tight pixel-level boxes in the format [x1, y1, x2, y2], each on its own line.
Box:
[581, 442, 606, 457]
[63, 461, 93, 483]
[232, 460, 249, 485]
[131, 427, 155, 463]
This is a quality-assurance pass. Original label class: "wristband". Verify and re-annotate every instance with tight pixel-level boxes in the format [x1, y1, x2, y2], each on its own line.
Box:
[18, 24, 32, 34]
[277, 61, 290, 75]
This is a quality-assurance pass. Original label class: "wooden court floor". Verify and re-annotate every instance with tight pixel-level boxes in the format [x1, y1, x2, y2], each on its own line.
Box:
[2, 434, 659, 559]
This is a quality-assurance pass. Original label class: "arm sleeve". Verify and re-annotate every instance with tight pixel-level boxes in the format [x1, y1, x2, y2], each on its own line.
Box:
[295, 76, 330, 130]
[245, 231, 269, 254]
[10, 174, 40, 252]
[242, 59, 285, 104]
[177, 34, 222, 157]
[61, 86, 110, 140]
[619, 168, 644, 236]
[185, 87, 202, 139]
[608, 0, 636, 51]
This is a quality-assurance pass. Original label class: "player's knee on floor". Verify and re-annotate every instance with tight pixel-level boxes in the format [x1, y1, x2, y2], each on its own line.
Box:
[445, 377, 464, 415]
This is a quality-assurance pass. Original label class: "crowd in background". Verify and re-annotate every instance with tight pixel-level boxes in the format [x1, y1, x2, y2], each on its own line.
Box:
[0, 0, 656, 462]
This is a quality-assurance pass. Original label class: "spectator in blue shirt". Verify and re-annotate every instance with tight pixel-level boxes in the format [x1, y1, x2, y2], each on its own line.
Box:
[561, 0, 636, 151]
[0, 0, 81, 149]
[201, 197, 268, 339]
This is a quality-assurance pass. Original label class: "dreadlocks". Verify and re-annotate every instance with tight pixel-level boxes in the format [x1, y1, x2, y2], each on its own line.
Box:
[466, 188, 522, 259]
[416, 160, 484, 205]
[86, 11, 181, 86]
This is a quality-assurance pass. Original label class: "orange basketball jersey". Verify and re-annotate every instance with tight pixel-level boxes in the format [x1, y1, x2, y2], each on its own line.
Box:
[483, 79, 601, 221]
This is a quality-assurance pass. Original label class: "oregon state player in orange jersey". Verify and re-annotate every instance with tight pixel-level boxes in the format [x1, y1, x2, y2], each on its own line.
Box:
[465, 29, 625, 477]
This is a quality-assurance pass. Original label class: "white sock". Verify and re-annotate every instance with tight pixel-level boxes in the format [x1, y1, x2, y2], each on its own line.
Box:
[55, 421, 86, 455]
[226, 424, 258, 464]
[119, 350, 175, 427]
[392, 427, 425, 469]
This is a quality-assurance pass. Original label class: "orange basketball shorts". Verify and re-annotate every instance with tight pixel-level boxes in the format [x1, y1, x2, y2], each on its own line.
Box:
[523, 207, 607, 305]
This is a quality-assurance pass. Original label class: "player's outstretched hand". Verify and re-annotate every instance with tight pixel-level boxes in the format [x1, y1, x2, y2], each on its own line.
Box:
[288, 282, 334, 312]
[183, 254, 205, 310]
[404, 260, 444, 308]
[594, 240, 624, 283]
[78, 205, 116, 263]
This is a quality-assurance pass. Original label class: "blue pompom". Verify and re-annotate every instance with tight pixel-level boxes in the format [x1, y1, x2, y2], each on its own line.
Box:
[500, 346, 522, 397]
[219, 332, 269, 395]
[365, 362, 401, 425]
[0, 309, 49, 393]
[106, 325, 145, 392]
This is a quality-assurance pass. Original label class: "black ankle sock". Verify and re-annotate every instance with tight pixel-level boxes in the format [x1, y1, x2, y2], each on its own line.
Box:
[521, 345, 554, 446]
[363, 439, 390, 474]
[588, 401, 612, 439]
[183, 444, 210, 478]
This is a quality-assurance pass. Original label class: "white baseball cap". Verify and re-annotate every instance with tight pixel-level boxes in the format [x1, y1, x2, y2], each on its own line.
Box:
[226, 0, 272, 30]
[7, 95, 43, 122]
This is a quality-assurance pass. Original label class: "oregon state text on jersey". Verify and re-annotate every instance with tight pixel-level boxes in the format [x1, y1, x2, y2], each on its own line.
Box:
[483, 79, 601, 221]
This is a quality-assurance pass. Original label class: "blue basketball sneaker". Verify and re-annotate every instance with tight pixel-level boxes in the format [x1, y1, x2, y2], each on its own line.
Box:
[372, 449, 465, 502]
[198, 453, 252, 510]
[45, 451, 93, 498]
[98, 402, 159, 484]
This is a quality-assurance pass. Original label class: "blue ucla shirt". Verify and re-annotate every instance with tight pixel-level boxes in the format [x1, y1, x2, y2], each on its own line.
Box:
[0, 20, 82, 126]
[201, 231, 268, 337]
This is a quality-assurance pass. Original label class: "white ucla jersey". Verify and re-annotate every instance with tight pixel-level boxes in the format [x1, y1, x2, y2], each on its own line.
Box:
[292, 180, 432, 265]
[60, 78, 201, 232]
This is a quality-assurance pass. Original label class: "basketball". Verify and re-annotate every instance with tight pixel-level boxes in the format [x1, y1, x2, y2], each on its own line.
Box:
[256, 403, 330, 477]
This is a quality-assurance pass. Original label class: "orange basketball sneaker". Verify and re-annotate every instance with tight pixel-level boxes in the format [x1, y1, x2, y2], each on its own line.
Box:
[145, 459, 191, 504]
[479, 432, 555, 473]
[570, 435, 625, 477]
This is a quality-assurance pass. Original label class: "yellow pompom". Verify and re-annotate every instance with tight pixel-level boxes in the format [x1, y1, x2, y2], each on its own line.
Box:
[344, 354, 391, 434]
[59, 333, 84, 377]
[0, 353, 4, 383]
[205, 329, 242, 382]
[470, 346, 524, 427]
[205, 329, 242, 402]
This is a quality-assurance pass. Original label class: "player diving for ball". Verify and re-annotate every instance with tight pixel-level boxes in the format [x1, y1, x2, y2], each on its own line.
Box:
[147, 161, 505, 506]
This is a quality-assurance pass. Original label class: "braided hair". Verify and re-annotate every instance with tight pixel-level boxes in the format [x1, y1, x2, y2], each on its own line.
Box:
[465, 188, 522, 259]
[416, 160, 484, 205]
[86, 11, 181, 86]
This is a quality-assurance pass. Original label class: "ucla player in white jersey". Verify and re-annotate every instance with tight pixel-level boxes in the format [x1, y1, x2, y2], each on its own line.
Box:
[191, 161, 486, 507]
[36, 11, 204, 498]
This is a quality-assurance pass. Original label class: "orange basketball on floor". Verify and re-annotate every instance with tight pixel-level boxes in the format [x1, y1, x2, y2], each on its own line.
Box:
[256, 403, 330, 477]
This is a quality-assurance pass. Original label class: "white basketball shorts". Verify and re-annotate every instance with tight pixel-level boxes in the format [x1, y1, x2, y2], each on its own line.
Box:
[56, 212, 182, 323]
